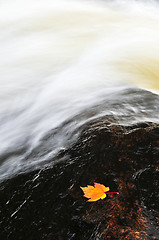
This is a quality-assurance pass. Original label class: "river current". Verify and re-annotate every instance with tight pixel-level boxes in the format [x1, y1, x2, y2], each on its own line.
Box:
[0, 0, 159, 181]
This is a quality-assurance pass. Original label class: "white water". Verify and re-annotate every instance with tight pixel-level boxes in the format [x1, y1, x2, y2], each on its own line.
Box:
[0, 0, 159, 180]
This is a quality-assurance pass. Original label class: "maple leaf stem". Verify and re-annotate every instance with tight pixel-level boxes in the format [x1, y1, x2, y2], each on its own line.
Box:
[105, 192, 119, 195]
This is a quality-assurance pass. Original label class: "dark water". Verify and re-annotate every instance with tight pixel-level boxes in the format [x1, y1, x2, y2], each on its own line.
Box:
[0, 95, 158, 239]
[0, 0, 159, 239]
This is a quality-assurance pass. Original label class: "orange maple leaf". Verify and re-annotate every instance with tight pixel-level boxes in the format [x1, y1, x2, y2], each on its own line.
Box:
[80, 182, 109, 202]
[80, 182, 119, 202]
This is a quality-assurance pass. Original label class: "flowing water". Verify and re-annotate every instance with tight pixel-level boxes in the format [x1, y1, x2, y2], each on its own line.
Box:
[1, 0, 159, 181]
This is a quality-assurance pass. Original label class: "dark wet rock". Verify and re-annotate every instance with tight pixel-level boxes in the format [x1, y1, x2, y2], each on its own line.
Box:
[0, 119, 159, 239]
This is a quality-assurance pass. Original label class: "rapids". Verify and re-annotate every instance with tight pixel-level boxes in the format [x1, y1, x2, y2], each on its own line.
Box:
[0, 0, 159, 181]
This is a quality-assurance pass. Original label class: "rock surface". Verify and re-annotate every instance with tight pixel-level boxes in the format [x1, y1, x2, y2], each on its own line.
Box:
[0, 118, 159, 239]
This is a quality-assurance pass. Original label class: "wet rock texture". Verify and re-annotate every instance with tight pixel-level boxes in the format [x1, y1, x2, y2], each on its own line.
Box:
[0, 119, 159, 239]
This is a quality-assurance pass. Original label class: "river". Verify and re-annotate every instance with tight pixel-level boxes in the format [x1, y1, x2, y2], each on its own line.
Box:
[0, 0, 159, 181]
